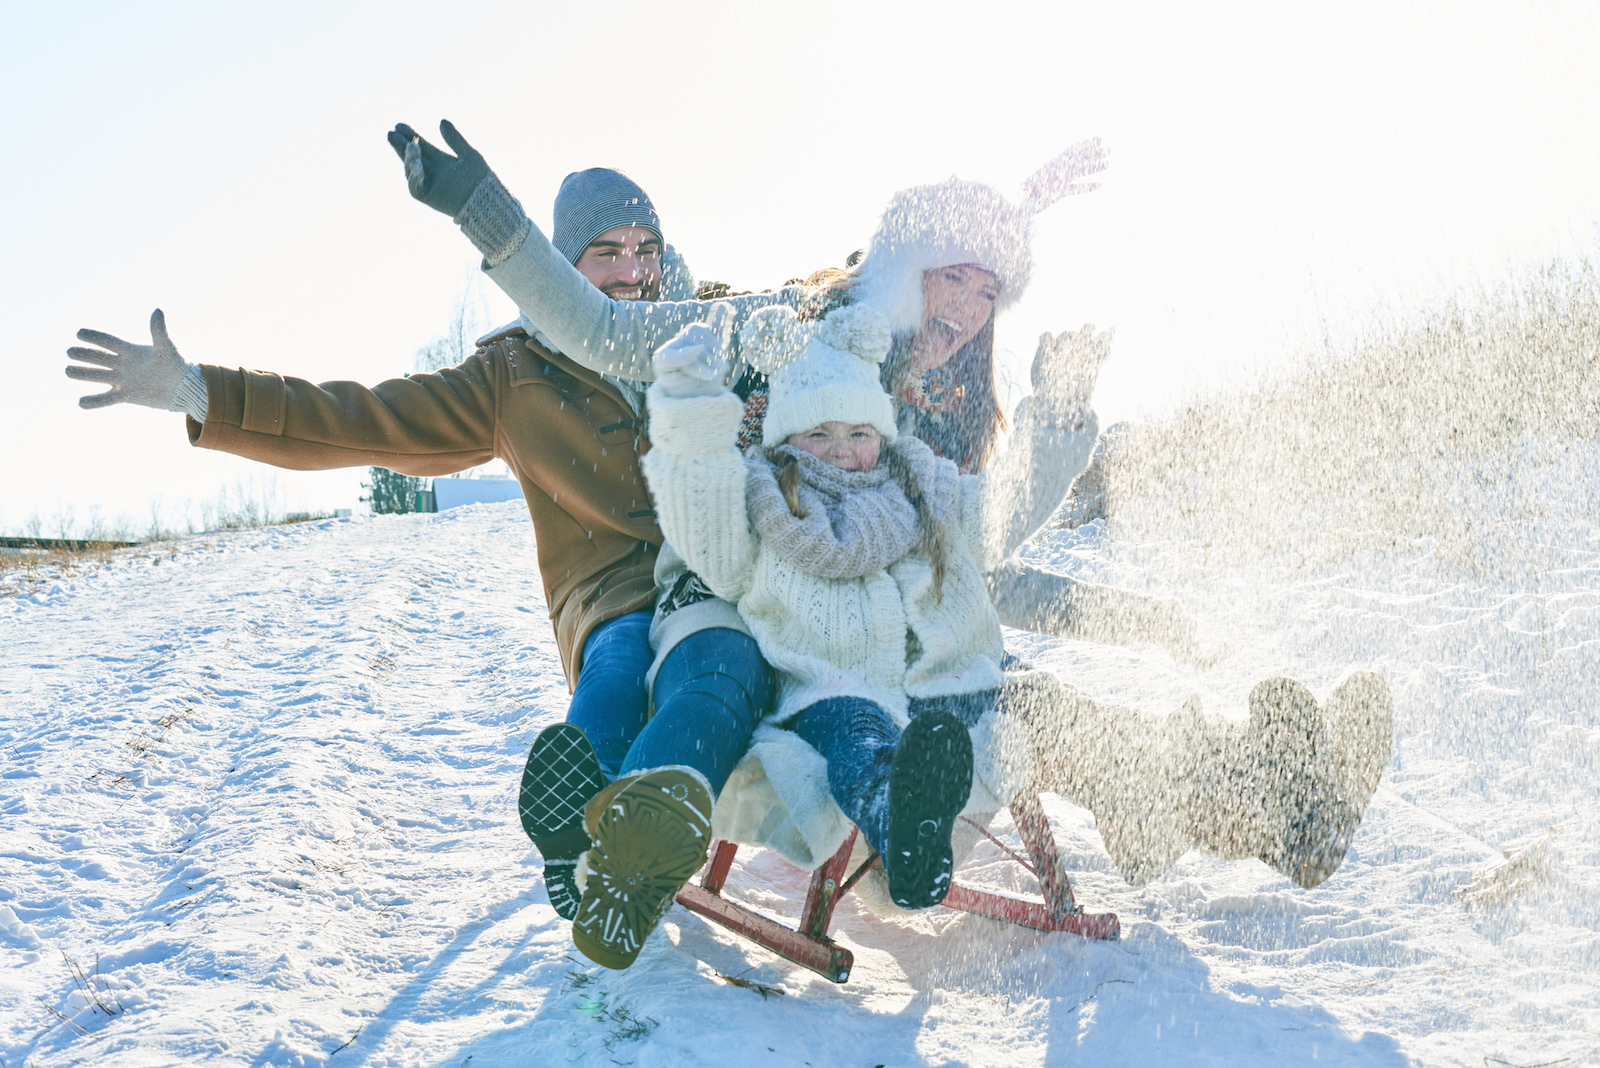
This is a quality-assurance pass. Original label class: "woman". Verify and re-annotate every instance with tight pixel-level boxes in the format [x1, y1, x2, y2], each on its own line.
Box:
[730, 179, 1394, 903]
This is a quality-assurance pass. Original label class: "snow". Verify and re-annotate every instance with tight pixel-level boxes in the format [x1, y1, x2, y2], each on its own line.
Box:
[3, 485, 1599, 1067]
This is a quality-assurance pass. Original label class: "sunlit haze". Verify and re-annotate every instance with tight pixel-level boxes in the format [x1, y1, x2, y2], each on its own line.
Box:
[6, 1, 1599, 533]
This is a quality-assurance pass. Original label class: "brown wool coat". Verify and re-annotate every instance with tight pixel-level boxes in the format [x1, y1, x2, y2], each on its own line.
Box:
[187, 327, 662, 688]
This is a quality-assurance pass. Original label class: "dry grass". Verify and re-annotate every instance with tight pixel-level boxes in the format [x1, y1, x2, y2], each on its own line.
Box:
[1, 507, 338, 600]
[1097, 255, 1600, 579]
[0, 542, 126, 597]
[1453, 828, 1559, 911]
[39, 951, 126, 1039]
[124, 706, 197, 760]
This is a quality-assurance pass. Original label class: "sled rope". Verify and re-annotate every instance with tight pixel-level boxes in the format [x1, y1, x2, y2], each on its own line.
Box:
[838, 850, 880, 896]
[959, 815, 1039, 878]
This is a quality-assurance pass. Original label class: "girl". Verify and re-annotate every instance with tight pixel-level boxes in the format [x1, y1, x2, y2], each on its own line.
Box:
[565, 299, 1104, 969]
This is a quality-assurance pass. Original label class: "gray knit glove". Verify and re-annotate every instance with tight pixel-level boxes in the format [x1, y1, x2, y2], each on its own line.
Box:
[387, 120, 530, 266]
[67, 309, 208, 419]
[1030, 324, 1114, 429]
[652, 322, 731, 399]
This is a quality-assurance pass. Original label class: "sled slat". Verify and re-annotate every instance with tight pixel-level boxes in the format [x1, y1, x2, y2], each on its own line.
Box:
[676, 882, 854, 983]
[942, 883, 1120, 940]
[1011, 792, 1079, 920]
[801, 830, 858, 939]
[701, 840, 739, 895]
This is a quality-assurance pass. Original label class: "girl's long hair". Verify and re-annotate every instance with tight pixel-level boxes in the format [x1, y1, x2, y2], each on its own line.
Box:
[776, 453, 808, 518]
[883, 445, 949, 601]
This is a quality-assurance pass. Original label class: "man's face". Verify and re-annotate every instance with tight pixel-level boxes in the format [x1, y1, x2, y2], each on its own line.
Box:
[573, 225, 663, 301]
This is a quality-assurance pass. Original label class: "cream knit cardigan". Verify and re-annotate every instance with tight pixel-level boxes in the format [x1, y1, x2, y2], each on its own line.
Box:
[642, 387, 1099, 729]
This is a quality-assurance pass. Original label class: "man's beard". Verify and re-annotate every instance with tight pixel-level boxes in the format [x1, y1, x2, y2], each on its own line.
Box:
[600, 277, 661, 302]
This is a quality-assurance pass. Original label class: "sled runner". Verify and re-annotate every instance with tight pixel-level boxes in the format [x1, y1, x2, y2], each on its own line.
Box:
[674, 790, 1120, 984]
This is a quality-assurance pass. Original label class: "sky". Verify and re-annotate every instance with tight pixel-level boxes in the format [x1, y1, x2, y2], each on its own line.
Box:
[5, 0, 1600, 535]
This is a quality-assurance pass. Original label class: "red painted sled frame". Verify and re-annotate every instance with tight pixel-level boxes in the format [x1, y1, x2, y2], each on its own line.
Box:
[674, 791, 1120, 984]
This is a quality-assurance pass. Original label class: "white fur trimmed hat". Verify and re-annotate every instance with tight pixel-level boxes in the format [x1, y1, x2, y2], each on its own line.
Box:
[738, 304, 898, 445]
[848, 177, 1033, 336]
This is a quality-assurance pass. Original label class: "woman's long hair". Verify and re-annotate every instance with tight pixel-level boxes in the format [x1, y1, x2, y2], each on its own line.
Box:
[893, 317, 1006, 473]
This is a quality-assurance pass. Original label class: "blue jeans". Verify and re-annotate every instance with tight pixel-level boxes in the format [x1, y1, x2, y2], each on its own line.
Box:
[566, 615, 773, 796]
[908, 690, 996, 729]
[791, 697, 899, 856]
[564, 612, 655, 779]
[792, 691, 999, 856]
[621, 628, 773, 795]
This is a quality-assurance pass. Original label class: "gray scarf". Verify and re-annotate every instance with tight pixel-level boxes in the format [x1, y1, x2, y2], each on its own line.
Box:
[745, 446, 919, 578]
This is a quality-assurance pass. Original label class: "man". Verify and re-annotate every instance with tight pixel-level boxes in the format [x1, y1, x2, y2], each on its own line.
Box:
[63, 163, 777, 942]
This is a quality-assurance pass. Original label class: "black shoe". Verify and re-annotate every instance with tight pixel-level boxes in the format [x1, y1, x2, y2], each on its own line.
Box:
[884, 709, 973, 909]
[519, 723, 607, 920]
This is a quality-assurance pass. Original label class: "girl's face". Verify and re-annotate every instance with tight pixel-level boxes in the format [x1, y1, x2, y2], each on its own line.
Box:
[916, 264, 999, 368]
[787, 422, 882, 471]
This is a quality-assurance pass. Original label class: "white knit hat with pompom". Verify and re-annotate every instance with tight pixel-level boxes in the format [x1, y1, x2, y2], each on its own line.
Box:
[738, 304, 897, 445]
[845, 142, 1103, 334]
[848, 177, 1033, 335]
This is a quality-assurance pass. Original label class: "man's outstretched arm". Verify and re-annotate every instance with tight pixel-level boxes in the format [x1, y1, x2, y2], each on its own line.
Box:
[66, 311, 499, 475]
[388, 120, 802, 382]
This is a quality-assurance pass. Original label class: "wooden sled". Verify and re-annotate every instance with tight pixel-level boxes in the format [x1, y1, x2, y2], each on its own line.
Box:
[675, 790, 1120, 984]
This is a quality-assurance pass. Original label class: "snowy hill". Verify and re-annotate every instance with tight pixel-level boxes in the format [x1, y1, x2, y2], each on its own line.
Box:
[3, 493, 1598, 1067]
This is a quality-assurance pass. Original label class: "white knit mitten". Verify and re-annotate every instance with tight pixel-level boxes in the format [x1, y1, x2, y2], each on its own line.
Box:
[67, 309, 208, 420]
[652, 319, 732, 399]
[1030, 324, 1114, 429]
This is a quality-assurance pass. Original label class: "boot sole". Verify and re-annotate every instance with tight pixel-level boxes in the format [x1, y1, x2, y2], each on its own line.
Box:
[544, 860, 582, 922]
[519, 724, 607, 920]
[572, 767, 713, 970]
[884, 710, 973, 909]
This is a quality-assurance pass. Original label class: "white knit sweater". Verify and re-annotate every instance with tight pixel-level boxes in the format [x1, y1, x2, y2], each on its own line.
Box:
[642, 388, 1097, 728]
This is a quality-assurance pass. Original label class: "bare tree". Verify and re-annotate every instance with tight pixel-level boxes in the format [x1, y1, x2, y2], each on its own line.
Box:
[376, 276, 510, 496]
[413, 274, 495, 375]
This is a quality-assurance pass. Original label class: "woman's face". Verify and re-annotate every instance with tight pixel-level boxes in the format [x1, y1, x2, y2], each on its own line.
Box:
[916, 264, 999, 368]
[787, 422, 882, 472]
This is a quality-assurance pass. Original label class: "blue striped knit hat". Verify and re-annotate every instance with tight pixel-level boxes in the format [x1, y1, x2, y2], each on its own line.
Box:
[551, 168, 662, 264]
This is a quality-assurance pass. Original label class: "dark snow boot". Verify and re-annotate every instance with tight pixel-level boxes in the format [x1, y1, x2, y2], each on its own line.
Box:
[572, 766, 713, 970]
[883, 709, 974, 909]
[519, 723, 608, 921]
[582, 771, 648, 838]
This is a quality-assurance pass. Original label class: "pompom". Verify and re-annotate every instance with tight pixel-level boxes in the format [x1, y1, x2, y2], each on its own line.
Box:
[737, 305, 812, 376]
[814, 304, 893, 364]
